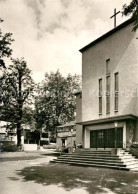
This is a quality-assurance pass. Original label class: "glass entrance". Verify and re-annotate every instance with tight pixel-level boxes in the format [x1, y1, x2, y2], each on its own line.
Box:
[90, 128, 123, 148]
[116, 128, 123, 148]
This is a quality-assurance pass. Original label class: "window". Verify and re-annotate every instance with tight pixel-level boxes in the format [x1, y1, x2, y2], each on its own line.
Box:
[106, 59, 110, 75]
[62, 139, 65, 146]
[99, 79, 102, 114]
[115, 72, 119, 111]
[42, 133, 48, 138]
[106, 75, 110, 113]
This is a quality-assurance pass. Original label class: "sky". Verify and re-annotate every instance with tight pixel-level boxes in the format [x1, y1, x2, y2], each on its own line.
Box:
[0, 0, 131, 83]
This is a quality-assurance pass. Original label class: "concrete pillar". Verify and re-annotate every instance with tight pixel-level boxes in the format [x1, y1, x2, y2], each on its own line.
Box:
[123, 122, 126, 148]
[84, 128, 90, 148]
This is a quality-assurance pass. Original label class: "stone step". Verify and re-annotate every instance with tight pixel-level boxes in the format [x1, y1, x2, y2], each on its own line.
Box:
[67, 153, 112, 157]
[76, 150, 111, 153]
[74, 153, 111, 155]
[119, 153, 133, 156]
[54, 158, 126, 167]
[72, 150, 111, 153]
[51, 160, 130, 171]
[65, 153, 120, 158]
[119, 155, 135, 159]
[59, 156, 138, 164]
[51, 150, 138, 171]
[126, 163, 138, 169]
[60, 156, 122, 161]
[121, 158, 137, 162]
[60, 154, 135, 160]
[124, 161, 138, 165]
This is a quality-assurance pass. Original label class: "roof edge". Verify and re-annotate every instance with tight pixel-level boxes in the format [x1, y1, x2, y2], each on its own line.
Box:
[76, 114, 138, 126]
[79, 18, 134, 53]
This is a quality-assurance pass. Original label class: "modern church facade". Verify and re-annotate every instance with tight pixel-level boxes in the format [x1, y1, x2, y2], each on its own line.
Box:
[76, 18, 138, 151]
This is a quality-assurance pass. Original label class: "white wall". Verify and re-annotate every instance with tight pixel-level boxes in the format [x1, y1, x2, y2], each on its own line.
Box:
[82, 22, 138, 122]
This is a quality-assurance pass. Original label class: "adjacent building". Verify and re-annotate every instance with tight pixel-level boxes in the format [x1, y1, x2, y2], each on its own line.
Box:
[56, 121, 76, 150]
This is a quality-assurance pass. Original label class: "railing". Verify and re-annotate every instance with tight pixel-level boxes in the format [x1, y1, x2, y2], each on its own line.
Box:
[60, 141, 75, 155]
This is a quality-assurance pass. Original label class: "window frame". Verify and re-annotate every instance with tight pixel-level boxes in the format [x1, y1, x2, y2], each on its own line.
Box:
[106, 59, 110, 75]
[106, 74, 110, 114]
[99, 78, 102, 115]
[114, 72, 119, 112]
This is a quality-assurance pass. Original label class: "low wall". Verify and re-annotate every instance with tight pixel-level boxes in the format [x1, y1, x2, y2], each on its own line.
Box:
[23, 144, 37, 151]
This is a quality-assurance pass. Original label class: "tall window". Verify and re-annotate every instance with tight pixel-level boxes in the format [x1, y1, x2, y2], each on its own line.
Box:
[106, 75, 110, 113]
[106, 59, 110, 75]
[115, 72, 119, 111]
[99, 79, 102, 114]
[106, 59, 110, 113]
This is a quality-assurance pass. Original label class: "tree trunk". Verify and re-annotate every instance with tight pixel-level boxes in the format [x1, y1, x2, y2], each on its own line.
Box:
[17, 122, 21, 147]
[17, 70, 23, 148]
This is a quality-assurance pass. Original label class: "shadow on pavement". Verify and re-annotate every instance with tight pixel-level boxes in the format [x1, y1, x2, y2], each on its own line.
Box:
[15, 163, 138, 194]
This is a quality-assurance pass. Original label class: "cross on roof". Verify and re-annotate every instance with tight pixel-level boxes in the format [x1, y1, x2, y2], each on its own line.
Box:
[110, 8, 120, 28]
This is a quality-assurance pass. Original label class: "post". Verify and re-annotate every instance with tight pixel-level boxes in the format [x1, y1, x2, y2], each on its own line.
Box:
[114, 122, 118, 154]
[114, 8, 116, 28]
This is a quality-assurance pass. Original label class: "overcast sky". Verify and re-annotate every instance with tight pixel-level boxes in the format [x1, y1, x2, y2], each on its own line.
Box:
[0, 0, 131, 82]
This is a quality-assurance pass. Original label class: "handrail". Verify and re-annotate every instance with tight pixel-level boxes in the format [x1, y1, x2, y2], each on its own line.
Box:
[64, 141, 73, 148]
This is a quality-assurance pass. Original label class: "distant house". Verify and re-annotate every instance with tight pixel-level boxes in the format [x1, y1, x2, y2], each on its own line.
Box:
[0, 121, 8, 142]
[0, 120, 51, 148]
[24, 129, 50, 146]
[56, 121, 76, 149]
[0, 120, 24, 145]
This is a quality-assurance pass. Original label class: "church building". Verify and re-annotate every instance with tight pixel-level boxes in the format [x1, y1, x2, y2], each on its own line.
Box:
[75, 18, 138, 152]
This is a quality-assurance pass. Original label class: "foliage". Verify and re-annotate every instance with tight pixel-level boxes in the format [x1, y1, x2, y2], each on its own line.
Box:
[40, 140, 49, 146]
[130, 143, 138, 148]
[0, 18, 14, 107]
[122, 0, 138, 31]
[1, 144, 18, 152]
[0, 18, 14, 68]
[43, 144, 57, 149]
[1, 58, 35, 146]
[4, 145, 18, 152]
[35, 70, 81, 132]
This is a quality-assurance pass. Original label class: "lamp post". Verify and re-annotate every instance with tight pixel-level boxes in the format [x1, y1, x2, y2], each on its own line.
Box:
[71, 128, 74, 152]
[114, 122, 118, 154]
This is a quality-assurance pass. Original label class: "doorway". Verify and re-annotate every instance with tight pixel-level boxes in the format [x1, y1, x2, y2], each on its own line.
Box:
[90, 128, 123, 148]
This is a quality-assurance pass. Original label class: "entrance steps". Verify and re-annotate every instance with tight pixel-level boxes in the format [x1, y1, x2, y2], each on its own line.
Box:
[51, 149, 138, 171]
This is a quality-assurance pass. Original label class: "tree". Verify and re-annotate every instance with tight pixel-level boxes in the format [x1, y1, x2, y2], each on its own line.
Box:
[35, 70, 81, 133]
[0, 18, 14, 106]
[0, 18, 14, 68]
[1, 58, 35, 147]
[122, 0, 138, 31]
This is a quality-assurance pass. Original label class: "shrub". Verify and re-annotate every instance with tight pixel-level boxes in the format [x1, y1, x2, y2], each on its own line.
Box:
[43, 144, 57, 149]
[40, 140, 49, 146]
[130, 143, 138, 148]
[2, 145, 18, 152]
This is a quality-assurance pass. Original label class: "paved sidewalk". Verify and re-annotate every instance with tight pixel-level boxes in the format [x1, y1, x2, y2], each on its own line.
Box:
[0, 151, 138, 194]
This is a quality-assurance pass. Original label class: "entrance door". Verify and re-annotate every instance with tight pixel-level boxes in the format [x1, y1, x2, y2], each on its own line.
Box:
[104, 129, 115, 148]
[116, 128, 123, 148]
[97, 130, 104, 148]
[90, 130, 104, 148]
[90, 130, 97, 148]
[90, 128, 123, 148]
